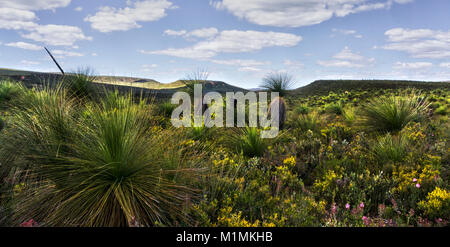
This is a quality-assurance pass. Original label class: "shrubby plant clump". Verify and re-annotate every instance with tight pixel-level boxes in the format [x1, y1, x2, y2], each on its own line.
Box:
[0, 77, 449, 227]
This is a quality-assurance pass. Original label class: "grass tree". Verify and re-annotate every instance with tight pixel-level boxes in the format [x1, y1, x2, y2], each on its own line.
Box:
[181, 68, 209, 98]
[0, 80, 26, 108]
[260, 72, 296, 130]
[230, 127, 268, 157]
[181, 68, 210, 119]
[0, 86, 200, 226]
[66, 67, 97, 100]
[359, 92, 430, 133]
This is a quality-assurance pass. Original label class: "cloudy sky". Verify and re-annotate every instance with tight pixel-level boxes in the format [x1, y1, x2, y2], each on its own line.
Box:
[0, 0, 449, 88]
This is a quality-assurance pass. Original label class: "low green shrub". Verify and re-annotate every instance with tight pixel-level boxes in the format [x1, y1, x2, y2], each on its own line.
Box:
[231, 127, 267, 157]
[1, 86, 199, 226]
[359, 93, 430, 132]
[325, 102, 344, 115]
[371, 133, 409, 165]
[292, 111, 321, 133]
[0, 80, 25, 108]
[66, 68, 96, 99]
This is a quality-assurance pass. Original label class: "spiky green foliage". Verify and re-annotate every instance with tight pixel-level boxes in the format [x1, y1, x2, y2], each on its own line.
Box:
[157, 101, 177, 118]
[0, 85, 78, 190]
[191, 125, 208, 141]
[0, 116, 4, 131]
[1, 87, 198, 226]
[325, 102, 344, 115]
[294, 104, 310, 115]
[0, 80, 25, 108]
[359, 93, 430, 133]
[342, 107, 356, 125]
[260, 72, 295, 97]
[181, 68, 209, 97]
[434, 105, 447, 115]
[292, 111, 321, 133]
[231, 127, 267, 157]
[66, 67, 97, 99]
[371, 133, 409, 164]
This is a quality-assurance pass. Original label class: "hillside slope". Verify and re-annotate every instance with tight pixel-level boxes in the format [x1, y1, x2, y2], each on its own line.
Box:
[291, 79, 450, 96]
[0, 68, 247, 98]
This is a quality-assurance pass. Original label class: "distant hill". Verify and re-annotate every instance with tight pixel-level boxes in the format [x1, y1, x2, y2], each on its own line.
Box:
[0, 68, 247, 99]
[170, 80, 247, 93]
[291, 79, 450, 96]
[2, 69, 449, 98]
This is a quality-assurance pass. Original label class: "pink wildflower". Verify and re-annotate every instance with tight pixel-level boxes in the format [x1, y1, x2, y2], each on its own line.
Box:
[359, 202, 365, 208]
[362, 216, 370, 226]
[331, 203, 337, 215]
[416, 183, 421, 188]
[345, 203, 350, 209]
[20, 219, 38, 227]
[412, 178, 417, 182]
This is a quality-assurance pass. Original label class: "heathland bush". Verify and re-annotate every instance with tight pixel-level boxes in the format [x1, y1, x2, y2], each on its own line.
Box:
[0, 80, 25, 108]
[0, 86, 202, 226]
[260, 72, 295, 98]
[0, 78, 448, 227]
[231, 127, 267, 157]
[66, 67, 97, 100]
[291, 111, 322, 134]
[371, 133, 409, 165]
[359, 93, 430, 133]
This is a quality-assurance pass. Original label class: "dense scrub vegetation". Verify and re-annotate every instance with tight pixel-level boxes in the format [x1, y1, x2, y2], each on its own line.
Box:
[0, 77, 449, 227]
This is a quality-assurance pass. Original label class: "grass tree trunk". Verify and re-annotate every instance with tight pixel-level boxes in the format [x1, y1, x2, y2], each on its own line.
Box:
[261, 72, 294, 130]
[268, 96, 287, 130]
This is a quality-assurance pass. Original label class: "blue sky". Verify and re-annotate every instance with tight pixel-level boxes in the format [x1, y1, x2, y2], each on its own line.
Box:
[0, 0, 449, 89]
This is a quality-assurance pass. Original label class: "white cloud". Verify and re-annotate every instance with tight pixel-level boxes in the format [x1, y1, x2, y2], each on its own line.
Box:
[384, 28, 435, 42]
[0, 1, 91, 48]
[21, 24, 92, 46]
[383, 28, 450, 58]
[318, 60, 366, 68]
[318, 47, 375, 68]
[5, 41, 42, 50]
[210, 0, 413, 28]
[393, 61, 433, 69]
[0, 0, 71, 11]
[332, 28, 356, 35]
[142, 64, 158, 68]
[238, 67, 262, 72]
[392, 0, 414, 4]
[440, 62, 450, 69]
[210, 59, 268, 67]
[332, 28, 363, 38]
[164, 28, 219, 39]
[145, 29, 302, 59]
[333, 46, 366, 61]
[140, 47, 216, 59]
[284, 59, 304, 69]
[164, 29, 187, 36]
[21, 60, 40, 65]
[75, 6, 83, 11]
[186, 28, 219, 39]
[0, 8, 38, 30]
[85, 0, 175, 32]
[50, 49, 84, 58]
[141, 64, 158, 72]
